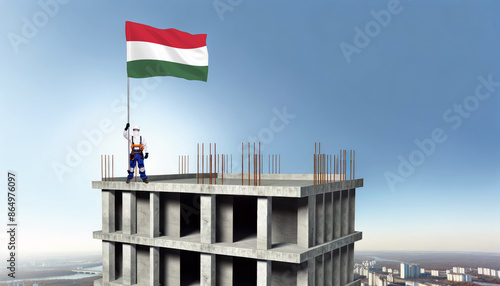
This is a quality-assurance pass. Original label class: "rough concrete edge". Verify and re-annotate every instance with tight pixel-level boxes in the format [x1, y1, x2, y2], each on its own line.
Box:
[299, 231, 363, 262]
[92, 181, 303, 197]
[300, 178, 364, 197]
[93, 230, 302, 264]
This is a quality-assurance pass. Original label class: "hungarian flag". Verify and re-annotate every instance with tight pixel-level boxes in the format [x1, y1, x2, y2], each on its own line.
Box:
[126, 21, 208, 81]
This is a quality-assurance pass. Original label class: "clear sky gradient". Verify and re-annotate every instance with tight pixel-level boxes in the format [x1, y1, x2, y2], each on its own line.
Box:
[0, 0, 498, 257]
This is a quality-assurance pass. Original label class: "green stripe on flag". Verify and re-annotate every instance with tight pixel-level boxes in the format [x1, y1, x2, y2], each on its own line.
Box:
[127, 60, 208, 81]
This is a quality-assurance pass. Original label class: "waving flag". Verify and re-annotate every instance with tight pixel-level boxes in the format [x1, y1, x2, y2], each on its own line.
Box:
[126, 21, 208, 81]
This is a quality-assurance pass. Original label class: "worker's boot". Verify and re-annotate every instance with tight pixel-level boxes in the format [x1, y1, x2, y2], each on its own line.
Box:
[143, 178, 149, 184]
[126, 178, 131, 183]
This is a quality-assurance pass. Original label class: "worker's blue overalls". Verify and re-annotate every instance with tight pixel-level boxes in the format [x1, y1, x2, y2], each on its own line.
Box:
[127, 136, 147, 180]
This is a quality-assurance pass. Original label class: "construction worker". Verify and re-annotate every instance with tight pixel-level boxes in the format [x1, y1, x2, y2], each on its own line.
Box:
[123, 123, 149, 183]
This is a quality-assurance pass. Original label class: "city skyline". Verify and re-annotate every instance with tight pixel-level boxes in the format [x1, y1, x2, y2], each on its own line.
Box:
[0, 0, 499, 258]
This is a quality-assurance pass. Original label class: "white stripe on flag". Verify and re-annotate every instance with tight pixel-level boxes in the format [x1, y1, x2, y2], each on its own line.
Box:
[127, 41, 208, 66]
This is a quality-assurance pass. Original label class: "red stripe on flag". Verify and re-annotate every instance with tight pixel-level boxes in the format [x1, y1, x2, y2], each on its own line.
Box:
[126, 21, 206, 49]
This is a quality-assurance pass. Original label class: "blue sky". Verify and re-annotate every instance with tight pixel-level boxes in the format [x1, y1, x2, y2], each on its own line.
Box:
[0, 0, 498, 257]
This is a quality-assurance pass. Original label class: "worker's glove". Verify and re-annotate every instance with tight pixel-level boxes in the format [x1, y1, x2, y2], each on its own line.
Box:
[145, 153, 149, 159]
[124, 123, 130, 131]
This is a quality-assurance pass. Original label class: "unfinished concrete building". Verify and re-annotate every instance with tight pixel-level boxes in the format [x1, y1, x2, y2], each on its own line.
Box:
[93, 166, 363, 285]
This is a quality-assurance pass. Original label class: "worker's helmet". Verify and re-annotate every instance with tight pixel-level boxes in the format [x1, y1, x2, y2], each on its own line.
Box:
[132, 125, 140, 131]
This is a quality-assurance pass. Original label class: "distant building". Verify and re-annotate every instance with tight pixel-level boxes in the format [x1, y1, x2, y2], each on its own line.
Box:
[388, 268, 393, 273]
[446, 270, 451, 274]
[382, 266, 387, 272]
[447, 273, 471, 282]
[478, 267, 500, 278]
[420, 268, 425, 274]
[401, 263, 409, 279]
[431, 270, 440, 277]
[387, 274, 394, 283]
[401, 263, 420, 279]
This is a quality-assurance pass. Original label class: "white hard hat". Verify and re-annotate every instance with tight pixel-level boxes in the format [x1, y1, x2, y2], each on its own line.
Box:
[132, 125, 140, 131]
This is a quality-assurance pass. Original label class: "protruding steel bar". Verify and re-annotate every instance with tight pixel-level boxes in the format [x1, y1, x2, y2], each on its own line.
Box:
[248, 142, 250, 186]
[104, 155, 107, 181]
[112, 155, 114, 181]
[327, 154, 329, 183]
[101, 155, 103, 181]
[272, 154, 274, 175]
[350, 150, 352, 180]
[197, 144, 199, 184]
[314, 147, 316, 185]
[279, 154, 281, 174]
[215, 143, 217, 185]
[253, 143, 256, 186]
[202, 143, 204, 184]
[242, 143, 244, 185]
[209, 143, 212, 184]
[259, 142, 261, 186]
[353, 150, 356, 179]
[222, 154, 224, 185]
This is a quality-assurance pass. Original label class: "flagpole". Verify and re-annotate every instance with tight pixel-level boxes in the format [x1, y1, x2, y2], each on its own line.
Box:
[127, 77, 130, 170]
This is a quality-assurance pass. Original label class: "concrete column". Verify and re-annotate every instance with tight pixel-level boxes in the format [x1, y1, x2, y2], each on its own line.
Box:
[298, 195, 316, 248]
[216, 196, 233, 242]
[123, 191, 137, 235]
[164, 193, 181, 237]
[102, 190, 115, 233]
[348, 243, 355, 283]
[257, 197, 272, 249]
[161, 249, 180, 286]
[316, 255, 324, 286]
[324, 192, 333, 242]
[102, 241, 115, 282]
[348, 189, 356, 234]
[340, 246, 348, 286]
[333, 249, 340, 286]
[324, 251, 332, 286]
[216, 256, 233, 286]
[297, 258, 315, 286]
[150, 192, 159, 238]
[257, 260, 271, 286]
[333, 192, 341, 239]
[200, 253, 215, 286]
[316, 194, 325, 245]
[341, 190, 349, 237]
[201, 195, 216, 244]
[123, 243, 137, 285]
[150, 247, 159, 286]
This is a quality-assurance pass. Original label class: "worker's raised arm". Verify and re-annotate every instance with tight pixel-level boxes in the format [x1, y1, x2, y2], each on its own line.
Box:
[123, 123, 130, 140]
